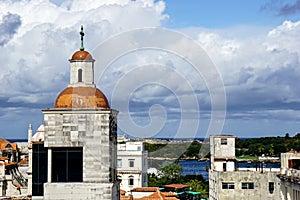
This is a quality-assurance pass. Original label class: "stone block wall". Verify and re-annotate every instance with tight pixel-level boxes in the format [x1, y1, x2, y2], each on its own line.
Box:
[42, 108, 119, 200]
[209, 170, 280, 200]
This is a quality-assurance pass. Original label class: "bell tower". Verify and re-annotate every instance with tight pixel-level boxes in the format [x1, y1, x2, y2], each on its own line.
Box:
[31, 26, 120, 200]
[69, 26, 95, 88]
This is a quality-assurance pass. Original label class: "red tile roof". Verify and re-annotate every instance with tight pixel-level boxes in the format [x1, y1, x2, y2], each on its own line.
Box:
[120, 189, 127, 195]
[163, 184, 189, 189]
[0, 156, 9, 161]
[18, 157, 29, 165]
[121, 188, 179, 200]
[131, 187, 159, 192]
[0, 138, 17, 151]
[161, 192, 177, 197]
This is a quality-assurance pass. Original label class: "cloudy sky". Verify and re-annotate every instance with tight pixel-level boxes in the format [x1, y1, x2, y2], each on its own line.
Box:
[0, 0, 300, 139]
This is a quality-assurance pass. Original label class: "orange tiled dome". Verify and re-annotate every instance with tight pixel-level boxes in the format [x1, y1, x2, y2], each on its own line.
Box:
[54, 87, 110, 109]
[71, 50, 93, 61]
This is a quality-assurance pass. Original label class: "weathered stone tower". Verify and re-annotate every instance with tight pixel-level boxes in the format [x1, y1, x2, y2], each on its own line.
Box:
[32, 26, 120, 200]
[210, 135, 236, 172]
[209, 135, 280, 200]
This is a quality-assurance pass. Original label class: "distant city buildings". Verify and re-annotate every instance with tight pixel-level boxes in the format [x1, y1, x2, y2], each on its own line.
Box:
[117, 136, 148, 192]
[209, 135, 280, 200]
[0, 138, 27, 197]
[278, 152, 300, 199]
[0, 138, 19, 162]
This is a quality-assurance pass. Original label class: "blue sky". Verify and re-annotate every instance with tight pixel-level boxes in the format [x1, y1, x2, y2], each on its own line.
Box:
[164, 0, 300, 28]
[0, 0, 300, 139]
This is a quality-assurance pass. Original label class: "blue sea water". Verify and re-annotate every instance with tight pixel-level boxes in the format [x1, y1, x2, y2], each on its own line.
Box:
[179, 160, 210, 180]
[178, 160, 281, 181]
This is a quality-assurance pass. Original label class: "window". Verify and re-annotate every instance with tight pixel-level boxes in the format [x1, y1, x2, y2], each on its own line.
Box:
[223, 163, 227, 171]
[78, 69, 82, 82]
[137, 146, 141, 151]
[5, 143, 13, 150]
[221, 138, 227, 145]
[222, 182, 234, 189]
[269, 182, 274, 194]
[52, 147, 83, 182]
[293, 189, 300, 199]
[129, 176, 134, 186]
[242, 182, 254, 189]
[32, 143, 48, 196]
[117, 159, 122, 168]
[288, 159, 300, 169]
[129, 159, 135, 167]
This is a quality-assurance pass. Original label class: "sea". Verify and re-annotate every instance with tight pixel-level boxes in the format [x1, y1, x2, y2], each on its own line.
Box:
[177, 160, 280, 181]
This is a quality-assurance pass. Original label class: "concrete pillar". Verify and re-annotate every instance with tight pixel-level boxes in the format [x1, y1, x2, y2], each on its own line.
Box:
[28, 124, 32, 148]
[27, 124, 33, 196]
[27, 148, 32, 196]
[47, 148, 52, 182]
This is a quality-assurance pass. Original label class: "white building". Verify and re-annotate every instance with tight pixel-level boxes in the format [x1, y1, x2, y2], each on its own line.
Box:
[28, 26, 120, 200]
[117, 136, 148, 192]
[278, 152, 300, 200]
[209, 135, 280, 200]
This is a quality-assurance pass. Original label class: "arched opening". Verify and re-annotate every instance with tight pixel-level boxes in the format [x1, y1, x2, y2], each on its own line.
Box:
[78, 69, 82, 82]
[128, 176, 134, 186]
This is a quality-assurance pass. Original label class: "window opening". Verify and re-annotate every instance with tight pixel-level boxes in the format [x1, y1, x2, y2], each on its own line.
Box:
[129, 176, 134, 186]
[242, 182, 254, 189]
[78, 69, 82, 82]
[222, 182, 234, 189]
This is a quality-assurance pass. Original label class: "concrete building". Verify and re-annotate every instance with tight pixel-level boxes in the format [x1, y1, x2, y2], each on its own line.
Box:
[117, 136, 148, 192]
[0, 139, 28, 197]
[0, 139, 19, 162]
[209, 135, 280, 200]
[28, 26, 120, 200]
[278, 152, 300, 200]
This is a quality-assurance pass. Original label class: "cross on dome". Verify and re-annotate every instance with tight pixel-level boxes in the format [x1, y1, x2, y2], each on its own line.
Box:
[80, 25, 85, 51]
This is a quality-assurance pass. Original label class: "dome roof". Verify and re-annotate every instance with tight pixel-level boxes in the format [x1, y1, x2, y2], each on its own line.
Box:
[32, 124, 45, 142]
[71, 50, 93, 61]
[54, 87, 110, 109]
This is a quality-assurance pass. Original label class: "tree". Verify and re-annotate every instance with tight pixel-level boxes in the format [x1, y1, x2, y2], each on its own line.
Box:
[159, 163, 183, 182]
[148, 163, 183, 187]
[185, 179, 208, 199]
[294, 133, 300, 139]
[184, 141, 201, 158]
[285, 133, 290, 139]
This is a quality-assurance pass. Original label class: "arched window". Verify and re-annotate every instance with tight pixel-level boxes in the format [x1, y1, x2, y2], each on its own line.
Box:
[78, 69, 82, 82]
[128, 176, 134, 186]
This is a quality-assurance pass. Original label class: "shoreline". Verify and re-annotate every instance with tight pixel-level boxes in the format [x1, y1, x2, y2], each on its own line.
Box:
[148, 157, 280, 163]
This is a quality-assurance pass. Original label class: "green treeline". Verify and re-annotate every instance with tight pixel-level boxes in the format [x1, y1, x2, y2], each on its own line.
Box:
[145, 133, 300, 160]
[236, 133, 300, 157]
[144, 141, 208, 159]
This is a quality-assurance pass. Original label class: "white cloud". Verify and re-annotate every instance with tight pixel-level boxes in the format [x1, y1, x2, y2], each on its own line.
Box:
[1, 0, 300, 138]
[0, 0, 167, 100]
[188, 20, 300, 122]
[0, 0, 168, 138]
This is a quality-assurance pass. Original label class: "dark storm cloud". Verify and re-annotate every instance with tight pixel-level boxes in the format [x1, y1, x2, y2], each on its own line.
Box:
[0, 13, 21, 46]
[261, 0, 300, 16]
[0, 97, 53, 109]
[278, 0, 300, 16]
[226, 63, 300, 120]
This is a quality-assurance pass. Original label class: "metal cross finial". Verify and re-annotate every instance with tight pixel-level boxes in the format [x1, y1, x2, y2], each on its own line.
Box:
[80, 25, 84, 51]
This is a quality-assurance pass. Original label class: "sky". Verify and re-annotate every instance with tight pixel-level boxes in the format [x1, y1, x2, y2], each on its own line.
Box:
[0, 0, 300, 139]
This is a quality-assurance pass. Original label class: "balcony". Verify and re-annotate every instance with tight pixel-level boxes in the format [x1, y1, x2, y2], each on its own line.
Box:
[278, 168, 300, 183]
